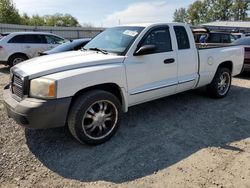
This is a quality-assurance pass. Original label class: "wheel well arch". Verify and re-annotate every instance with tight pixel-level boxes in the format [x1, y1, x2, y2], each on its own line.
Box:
[218, 61, 233, 73]
[8, 53, 29, 64]
[70, 83, 126, 112]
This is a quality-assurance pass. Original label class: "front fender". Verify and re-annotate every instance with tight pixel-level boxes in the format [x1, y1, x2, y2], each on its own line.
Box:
[43, 63, 128, 112]
[44, 63, 127, 97]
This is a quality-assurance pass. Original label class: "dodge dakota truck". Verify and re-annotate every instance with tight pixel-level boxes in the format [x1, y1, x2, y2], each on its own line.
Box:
[3, 23, 244, 145]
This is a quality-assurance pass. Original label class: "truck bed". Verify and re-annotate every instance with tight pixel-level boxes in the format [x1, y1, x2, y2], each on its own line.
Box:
[196, 45, 244, 88]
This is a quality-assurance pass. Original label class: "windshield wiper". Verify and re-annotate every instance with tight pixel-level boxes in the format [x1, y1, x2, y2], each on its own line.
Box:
[89, 47, 108, 55]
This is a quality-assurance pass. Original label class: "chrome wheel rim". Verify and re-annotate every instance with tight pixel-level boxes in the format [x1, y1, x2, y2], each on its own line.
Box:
[13, 58, 24, 66]
[218, 72, 230, 96]
[82, 100, 118, 140]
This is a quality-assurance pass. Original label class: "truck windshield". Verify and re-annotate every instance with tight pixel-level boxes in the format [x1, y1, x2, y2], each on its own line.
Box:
[84, 26, 145, 55]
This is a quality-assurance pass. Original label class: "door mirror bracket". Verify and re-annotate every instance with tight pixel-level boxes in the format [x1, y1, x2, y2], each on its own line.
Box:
[134, 45, 156, 56]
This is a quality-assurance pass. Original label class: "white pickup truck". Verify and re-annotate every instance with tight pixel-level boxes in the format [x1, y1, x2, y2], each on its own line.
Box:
[3, 23, 244, 145]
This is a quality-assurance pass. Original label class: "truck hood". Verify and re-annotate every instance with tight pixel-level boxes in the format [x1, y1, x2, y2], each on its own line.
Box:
[14, 51, 125, 79]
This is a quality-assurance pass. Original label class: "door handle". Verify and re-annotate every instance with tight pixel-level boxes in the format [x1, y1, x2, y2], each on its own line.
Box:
[164, 58, 175, 64]
[25, 46, 31, 49]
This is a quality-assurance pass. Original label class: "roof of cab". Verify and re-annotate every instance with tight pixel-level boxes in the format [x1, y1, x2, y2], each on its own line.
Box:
[119, 22, 189, 28]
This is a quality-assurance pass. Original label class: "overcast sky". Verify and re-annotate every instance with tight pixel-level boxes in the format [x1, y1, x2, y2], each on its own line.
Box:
[12, 0, 196, 27]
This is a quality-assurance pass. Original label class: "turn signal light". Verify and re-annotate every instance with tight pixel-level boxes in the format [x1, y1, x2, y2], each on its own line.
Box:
[48, 82, 56, 97]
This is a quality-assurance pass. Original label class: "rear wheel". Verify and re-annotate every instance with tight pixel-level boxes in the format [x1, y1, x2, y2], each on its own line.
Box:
[9, 54, 28, 67]
[68, 90, 122, 145]
[207, 67, 232, 98]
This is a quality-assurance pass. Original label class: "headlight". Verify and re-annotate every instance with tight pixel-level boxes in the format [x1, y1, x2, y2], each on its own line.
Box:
[30, 78, 57, 99]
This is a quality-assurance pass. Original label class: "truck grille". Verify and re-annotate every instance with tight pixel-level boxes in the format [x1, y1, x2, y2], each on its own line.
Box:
[11, 74, 24, 99]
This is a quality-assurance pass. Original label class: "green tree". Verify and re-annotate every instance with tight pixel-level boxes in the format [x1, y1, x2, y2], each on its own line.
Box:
[0, 0, 81, 27]
[187, 0, 209, 25]
[231, 0, 249, 20]
[44, 14, 57, 26]
[0, 0, 21, 24]
[175, 0, 250, 25]
[20, 13, 30, 25]
[61, 14, 79, 27]
[212, 0, 233, 21]
[203, 0, 216, 22]
[44, 13, 79, 27]
[29, 14, 45, 26]
[173, 8, 188, 23]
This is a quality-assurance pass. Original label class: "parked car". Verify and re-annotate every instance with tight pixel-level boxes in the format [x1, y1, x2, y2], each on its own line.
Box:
[232, 33, 246, 40]
[39, 38, 91, 56]
[4, 23, 244, 145]
[0, 32, 66, 67]
[207, 32, 236, 43]
[193, 28, 236, 46]
[232, 37, 250, 72]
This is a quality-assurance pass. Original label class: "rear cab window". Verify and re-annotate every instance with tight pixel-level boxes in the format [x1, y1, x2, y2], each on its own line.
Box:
[174, 26, 190, 50]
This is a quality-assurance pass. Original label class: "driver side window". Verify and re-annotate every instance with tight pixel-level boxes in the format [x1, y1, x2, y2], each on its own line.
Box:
[139, 27, 172, 54]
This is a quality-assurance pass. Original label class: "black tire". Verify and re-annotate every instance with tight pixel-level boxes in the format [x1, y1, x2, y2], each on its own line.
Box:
[8, 54, 28, 67]
[207, 67, 232, 98]
[68, 90, 122, 145]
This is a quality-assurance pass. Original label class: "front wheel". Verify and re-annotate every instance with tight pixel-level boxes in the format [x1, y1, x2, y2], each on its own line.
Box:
[68, 90, 122, 145]
[207, 67, 232, 98]
[9, 54, 28, 67]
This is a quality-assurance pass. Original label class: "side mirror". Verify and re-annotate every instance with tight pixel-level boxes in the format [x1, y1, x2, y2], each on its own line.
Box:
[134, 45, 156, 56]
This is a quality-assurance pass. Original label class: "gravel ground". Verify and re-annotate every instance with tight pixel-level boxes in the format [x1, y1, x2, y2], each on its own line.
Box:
[1, 65, 250, 188]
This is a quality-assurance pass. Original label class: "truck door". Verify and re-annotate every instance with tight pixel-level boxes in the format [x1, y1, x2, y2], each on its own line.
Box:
[124, 26, 178, 105]
[173, 26, 199, 93]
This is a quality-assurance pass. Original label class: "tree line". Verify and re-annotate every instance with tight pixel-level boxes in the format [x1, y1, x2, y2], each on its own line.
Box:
[173, 0, 250, 25]
[0, 0, 80, 27]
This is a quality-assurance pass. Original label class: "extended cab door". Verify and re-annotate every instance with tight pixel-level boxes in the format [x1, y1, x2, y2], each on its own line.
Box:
[124, 25, 178, 105]
[173, 25, 199, 93]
